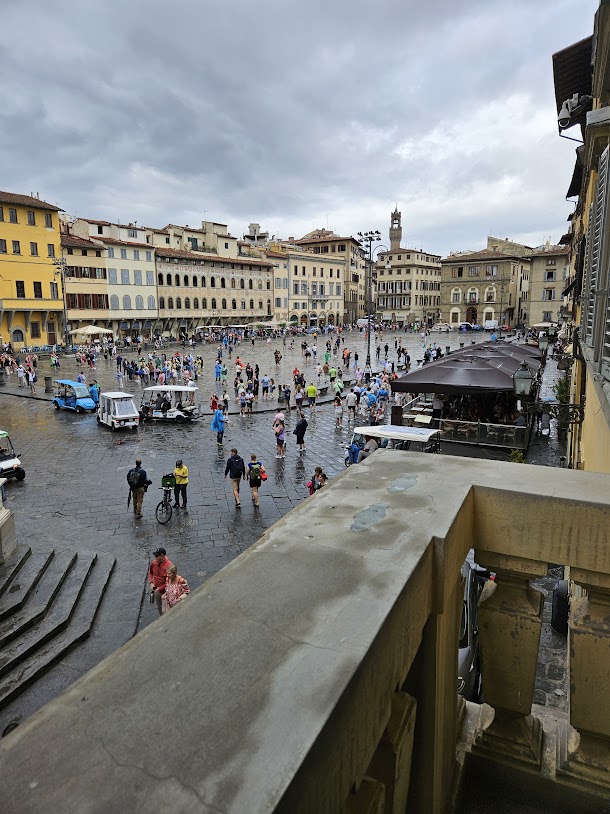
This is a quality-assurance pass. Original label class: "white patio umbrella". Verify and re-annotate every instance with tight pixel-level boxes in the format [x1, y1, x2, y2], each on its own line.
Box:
[69, 325, 114, 336]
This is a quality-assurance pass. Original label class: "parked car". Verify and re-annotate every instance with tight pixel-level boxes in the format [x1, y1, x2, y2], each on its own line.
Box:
[458, 322, 474, 332]
[431, 322, 452, 333]
[458, 556, 493, 702]
[472, 324, 484, 331]
[0, 431, 25, 481]
[97, 392, 140, 431]
[52, 380, 97, 413]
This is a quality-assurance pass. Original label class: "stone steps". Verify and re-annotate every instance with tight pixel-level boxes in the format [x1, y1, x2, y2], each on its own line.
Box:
[0, 548, 116, 711]
[0, 549, 56, 623]
[0, 544, 32, 600]
[0, 552, 77, 647]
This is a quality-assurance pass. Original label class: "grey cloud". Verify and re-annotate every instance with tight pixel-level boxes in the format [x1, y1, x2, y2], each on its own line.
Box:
[0, 0, 598, 254]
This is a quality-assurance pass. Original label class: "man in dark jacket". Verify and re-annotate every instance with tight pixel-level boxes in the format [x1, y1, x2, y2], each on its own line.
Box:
[128, 458, 152, 519]
[224, 448, 246, 507]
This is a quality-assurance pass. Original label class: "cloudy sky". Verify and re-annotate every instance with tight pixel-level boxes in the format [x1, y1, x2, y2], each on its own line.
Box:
[1, 0, 597, 256]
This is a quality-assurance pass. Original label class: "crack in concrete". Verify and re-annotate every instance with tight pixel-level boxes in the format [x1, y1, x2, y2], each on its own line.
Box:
[97, 735, 230, 812]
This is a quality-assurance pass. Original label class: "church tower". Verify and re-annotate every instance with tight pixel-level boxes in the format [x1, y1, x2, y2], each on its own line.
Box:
[389, 207, 402, 250]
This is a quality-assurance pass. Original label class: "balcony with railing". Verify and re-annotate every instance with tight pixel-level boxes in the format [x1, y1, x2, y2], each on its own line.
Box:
[1, 454, 610, 813]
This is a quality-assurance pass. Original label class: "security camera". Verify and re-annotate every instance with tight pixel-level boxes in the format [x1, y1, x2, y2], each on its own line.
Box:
[558, 93, 593, 131]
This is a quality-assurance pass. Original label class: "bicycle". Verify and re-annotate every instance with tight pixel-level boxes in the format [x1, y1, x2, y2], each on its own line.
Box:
[156, 474, 175, 524]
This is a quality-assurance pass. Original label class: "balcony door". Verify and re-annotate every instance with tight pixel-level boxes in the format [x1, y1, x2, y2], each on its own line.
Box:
[466, 306, 477, 324]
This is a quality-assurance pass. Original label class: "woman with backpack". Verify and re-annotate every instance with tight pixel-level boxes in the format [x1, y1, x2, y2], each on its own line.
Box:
[247, 454, 266, 507]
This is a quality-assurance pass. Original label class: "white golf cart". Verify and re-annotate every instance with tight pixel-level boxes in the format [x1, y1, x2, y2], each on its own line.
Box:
[345, 424, 441, 465]
[97, 392, 140, 431]
[139, 385, 199, 423]
[0, 430, 25, 481]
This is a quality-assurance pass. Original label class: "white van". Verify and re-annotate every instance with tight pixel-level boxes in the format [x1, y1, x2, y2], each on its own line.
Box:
[484, 319, 499, 331]
[97, 392, 140, 431]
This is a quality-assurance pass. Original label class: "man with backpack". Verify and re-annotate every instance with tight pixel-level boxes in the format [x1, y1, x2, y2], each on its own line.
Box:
[127, 458, 152, 519]
[247, 454, 265, 507]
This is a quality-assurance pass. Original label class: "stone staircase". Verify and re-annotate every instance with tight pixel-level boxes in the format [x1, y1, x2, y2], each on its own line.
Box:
[0, 544, 115, 712]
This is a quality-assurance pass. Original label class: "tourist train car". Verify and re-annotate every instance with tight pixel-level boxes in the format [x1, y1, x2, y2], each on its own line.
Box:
[97, 392, 140, 431]
[139, 385, 199, 423]
[52, 380, 97, 413]
[0, 431, 25, 481]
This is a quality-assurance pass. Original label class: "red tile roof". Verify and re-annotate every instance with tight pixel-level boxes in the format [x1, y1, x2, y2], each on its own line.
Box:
[441, 249, 523, 263]
[103, 237, 153, 249]
[0, 190, 62, 212]
[156, 247, 273, 267]
[527, 246, 570, 258]
[61, 235, 104, 249]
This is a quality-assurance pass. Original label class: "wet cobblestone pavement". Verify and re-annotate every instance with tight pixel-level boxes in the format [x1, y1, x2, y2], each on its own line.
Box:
[0, 332, 569, 728]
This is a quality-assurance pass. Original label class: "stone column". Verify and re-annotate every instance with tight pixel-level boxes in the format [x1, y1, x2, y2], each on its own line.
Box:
[558, 568, 610, 793]
[344, 777, 385, 814]
[0, 479, 17, 563]
[366, 691, 417, 814]
[472, 552, 547, 770]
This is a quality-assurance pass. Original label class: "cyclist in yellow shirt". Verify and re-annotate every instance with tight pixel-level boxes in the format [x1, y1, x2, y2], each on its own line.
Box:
[173, 459, 189, 509]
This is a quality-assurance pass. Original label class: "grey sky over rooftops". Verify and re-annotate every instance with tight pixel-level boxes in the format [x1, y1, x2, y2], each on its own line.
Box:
[0, 0, 597, 255]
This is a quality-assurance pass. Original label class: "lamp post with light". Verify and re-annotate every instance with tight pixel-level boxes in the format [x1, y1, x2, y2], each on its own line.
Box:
[52, 257, 70, 351]
[357, 230, 381, 370]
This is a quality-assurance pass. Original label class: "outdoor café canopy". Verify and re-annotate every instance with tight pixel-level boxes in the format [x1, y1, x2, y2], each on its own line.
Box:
[393, 342, 542, 395]
[68, 325, 113, 336]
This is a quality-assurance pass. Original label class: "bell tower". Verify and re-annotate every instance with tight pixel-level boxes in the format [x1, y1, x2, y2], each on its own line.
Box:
[389, 207, 402, 250]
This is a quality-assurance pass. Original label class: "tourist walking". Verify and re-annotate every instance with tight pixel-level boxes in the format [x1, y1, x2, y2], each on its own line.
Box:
[306, 382, 317, 411]
[172, 459, 188, 509]
[274, 417, 286, 458]
[293, 415, 308, 453]
[127, 458, 152, 519]
[162, 565, 189, 613]
[334, 394, 344, 427]
[247, 454, 266, 507]
[148, 547, 172, 615]
[211, 407, 225, 444]
[224, 448, 246, 508]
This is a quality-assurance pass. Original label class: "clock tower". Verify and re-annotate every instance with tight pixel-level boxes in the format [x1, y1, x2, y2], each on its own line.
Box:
[389, 207, 402, 250]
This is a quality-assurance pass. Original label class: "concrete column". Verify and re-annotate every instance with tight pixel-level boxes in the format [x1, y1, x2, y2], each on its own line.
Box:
[0, 504, 18, 564]
[558, 568, 610, 794]
[366, 691, 417, 814]
[473, 552, 547, 770]
[345, 777, 385, 814]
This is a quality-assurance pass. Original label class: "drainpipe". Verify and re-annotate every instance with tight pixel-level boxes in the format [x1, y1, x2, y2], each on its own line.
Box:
[570, 326, 587, 469]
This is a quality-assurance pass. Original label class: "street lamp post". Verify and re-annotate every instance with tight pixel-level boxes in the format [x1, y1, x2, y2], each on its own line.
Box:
[52, 257, 70, 350]
[357, 230, 381, 370]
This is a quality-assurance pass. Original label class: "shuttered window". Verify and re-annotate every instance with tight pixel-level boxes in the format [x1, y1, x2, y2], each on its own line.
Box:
[585, 147, 609, 354]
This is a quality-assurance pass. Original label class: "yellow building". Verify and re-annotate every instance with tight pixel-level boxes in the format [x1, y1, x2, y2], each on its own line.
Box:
[0, 191, 64, 348]
[553, 2, 610, 472]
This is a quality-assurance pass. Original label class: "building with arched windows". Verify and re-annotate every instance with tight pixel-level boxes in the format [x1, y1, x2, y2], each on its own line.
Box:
[263, 242, 346, 328]
[155, 247, 273, 334]
[440, 238, 531, 328]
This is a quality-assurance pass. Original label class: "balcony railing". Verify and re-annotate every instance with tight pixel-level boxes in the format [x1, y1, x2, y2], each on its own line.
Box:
[2, 454, 610, 813]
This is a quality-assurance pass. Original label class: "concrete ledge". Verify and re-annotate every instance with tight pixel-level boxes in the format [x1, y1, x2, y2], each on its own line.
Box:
[1, 454, 610, 813]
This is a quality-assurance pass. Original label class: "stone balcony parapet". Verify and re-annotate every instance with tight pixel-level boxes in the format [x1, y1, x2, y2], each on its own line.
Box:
[1, 453, 610, 813]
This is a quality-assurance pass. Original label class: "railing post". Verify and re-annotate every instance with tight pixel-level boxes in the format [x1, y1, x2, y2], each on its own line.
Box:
[558, 568, 610, 793]
[472, 552, 547, 770]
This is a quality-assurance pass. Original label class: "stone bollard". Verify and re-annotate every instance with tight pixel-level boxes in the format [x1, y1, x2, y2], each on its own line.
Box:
[44, 376, 53, 393]
[445, 345, 451, 356]
[460, 342, 464, 348]
[0, 370, 5, 387]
